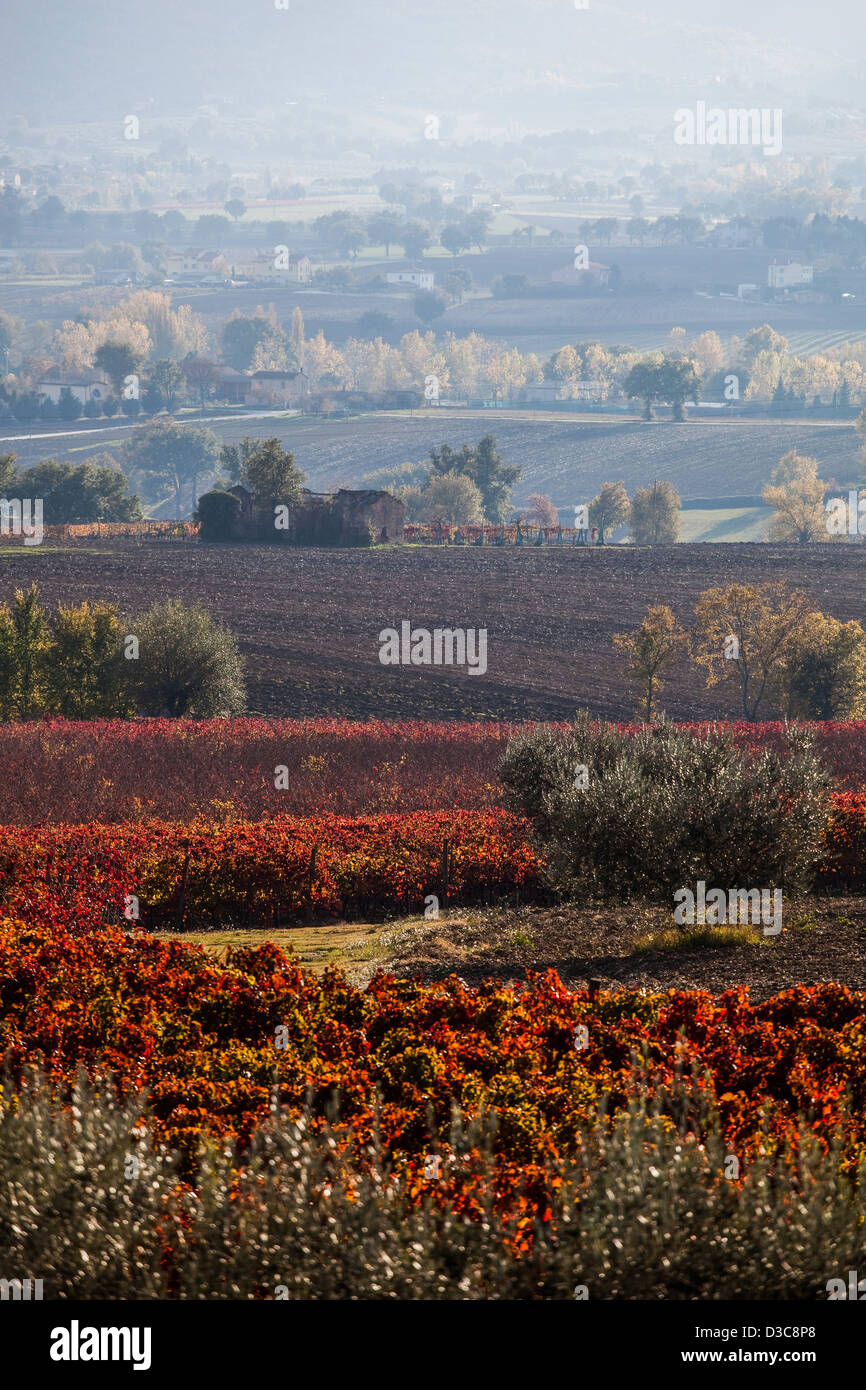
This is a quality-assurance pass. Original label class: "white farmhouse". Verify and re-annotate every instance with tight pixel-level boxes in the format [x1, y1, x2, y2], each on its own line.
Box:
[386, 269, 436, 291]
[768, 260, 813, 290]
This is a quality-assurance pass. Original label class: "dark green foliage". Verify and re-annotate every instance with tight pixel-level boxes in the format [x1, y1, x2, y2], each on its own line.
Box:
[500, 713, 832, 901]
[17, 458, 141, 524]
[196, 489, 242, 541]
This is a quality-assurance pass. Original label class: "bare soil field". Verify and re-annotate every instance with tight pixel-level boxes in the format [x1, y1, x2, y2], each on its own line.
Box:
[377, 897, 866, 1000]
[3, 540, 864, 720]
[230, 413, 859, 504]
[160, 897, 866, 1001]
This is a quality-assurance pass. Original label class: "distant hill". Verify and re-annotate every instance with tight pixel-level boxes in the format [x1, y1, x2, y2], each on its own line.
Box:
[3, 0, 862, 140]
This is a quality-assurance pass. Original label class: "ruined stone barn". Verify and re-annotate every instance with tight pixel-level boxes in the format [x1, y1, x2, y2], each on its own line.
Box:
[223, 485, 404, 545]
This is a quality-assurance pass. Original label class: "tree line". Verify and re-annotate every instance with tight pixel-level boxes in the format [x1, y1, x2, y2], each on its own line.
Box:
[614, 583, 866, 722]
[0, 587, 245, 720]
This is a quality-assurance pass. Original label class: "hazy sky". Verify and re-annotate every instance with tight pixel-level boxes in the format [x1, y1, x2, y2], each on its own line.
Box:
[4, 1, 865, 138]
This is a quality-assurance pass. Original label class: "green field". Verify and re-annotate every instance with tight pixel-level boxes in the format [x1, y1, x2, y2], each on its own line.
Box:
[678, 505, 773, 543]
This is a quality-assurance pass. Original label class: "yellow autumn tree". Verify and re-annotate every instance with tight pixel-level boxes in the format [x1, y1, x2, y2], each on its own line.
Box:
[694, 581, 814, 719]
[612, 604, 690, 721]
[762, 451, 828, 543]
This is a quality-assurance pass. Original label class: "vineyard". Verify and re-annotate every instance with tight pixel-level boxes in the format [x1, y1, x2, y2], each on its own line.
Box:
[3, 720, 866, 934]
[4, 716, 866, 822]
[3, 713, 866, 1299]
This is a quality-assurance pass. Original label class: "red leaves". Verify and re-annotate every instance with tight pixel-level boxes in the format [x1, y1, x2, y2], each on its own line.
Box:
[0, 811, 546, 928]
[4, 717, 866, 825]
[2, 916, 866, 1190]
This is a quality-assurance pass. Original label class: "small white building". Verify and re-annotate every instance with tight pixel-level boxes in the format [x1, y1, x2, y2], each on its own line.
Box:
[229, 252, 312, 284]
[164, 249, 223, 278]
[386, 268, 436, 291]
[38, 371, 112, 405]
[768, 260, 813, 290]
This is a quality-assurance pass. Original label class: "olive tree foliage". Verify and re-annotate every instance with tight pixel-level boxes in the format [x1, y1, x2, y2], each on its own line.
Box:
[128, 598, 246, 717]
[2, 1069, 864, 1300]
[499, 713, 831, 902]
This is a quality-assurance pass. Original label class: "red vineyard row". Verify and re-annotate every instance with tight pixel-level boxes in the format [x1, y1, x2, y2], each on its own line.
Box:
[2, 916, 866, 1198]
[3, 718, 866, 824]
[3, 798, 866, 931]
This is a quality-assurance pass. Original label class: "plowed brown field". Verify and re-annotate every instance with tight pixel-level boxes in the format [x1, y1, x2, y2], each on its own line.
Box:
[3, 539, 865, 720]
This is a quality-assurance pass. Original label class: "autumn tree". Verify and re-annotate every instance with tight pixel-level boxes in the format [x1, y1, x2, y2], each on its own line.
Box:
[613, 604, 690, 721]
[0, 585, 51, 719]
[589, 480, 630, 542]
[762, 451, 828, 543]
[519, 493, 559, 528]
[772, 612, 866, 719]
[694, 582, 814, 720]
[421, 471, 484, 525]
[629, 479, 680, 545]
[46, 601, 130, 718]
[741, 324, 789, 367]
[290, 307, 305, 367]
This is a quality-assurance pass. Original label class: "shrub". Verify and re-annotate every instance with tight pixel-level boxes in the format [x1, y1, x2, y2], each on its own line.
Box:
[0, 1070, 177, 1299]
[45, 601, 131, 718]
[196, 489, 242, 542]
[2, 1069, 865, 1300]
[499, 712, 832, 901]
[127, 598, 246, 717]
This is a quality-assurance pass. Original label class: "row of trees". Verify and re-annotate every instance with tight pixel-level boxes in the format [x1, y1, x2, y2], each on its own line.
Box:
[0, 587, 245, 721]
[8, 289, 866, 417]
[615, 584, 866, 722]
[311, 207, 492, 261]
[0, 453, 140, 524]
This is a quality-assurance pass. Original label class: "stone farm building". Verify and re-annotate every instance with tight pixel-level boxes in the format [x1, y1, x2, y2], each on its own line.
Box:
[222, 485, 405, 545]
